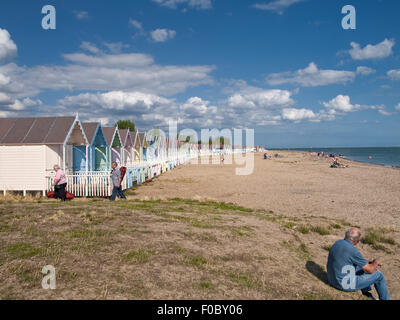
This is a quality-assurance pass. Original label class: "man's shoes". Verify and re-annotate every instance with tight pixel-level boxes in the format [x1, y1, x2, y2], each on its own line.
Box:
[362, 291, 376, 300]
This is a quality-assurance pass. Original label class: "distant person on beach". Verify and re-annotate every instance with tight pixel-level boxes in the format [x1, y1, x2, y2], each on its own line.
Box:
[110, 162, 127, 201]
[52, 165, 67, 201]
[327, 228, 390, 300]
[331, 157, 348, 168]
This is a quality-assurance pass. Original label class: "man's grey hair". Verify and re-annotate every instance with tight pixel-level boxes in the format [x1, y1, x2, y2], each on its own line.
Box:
[53, 164, 60, 170]
[345, 228, 361, 241]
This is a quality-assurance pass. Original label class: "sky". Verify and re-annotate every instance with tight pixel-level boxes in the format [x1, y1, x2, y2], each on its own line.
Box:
[0, 0, 400, 148]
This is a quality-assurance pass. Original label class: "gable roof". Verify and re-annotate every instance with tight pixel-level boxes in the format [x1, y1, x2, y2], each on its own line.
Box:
[102, 126, 122, 147]
[119, 129, 134, 148]
[82, 122, 100, 145]
[0, 116, 83, 145]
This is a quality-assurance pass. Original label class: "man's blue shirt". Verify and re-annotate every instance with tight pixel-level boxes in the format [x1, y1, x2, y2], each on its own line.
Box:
[327, 239, 367, 289]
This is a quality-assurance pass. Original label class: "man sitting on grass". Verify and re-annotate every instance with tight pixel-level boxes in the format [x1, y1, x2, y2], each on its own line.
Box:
[326, 227, 390, 300]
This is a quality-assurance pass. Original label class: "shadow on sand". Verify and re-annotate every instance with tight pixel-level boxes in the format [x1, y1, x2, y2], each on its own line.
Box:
[306, 261, 329, 285]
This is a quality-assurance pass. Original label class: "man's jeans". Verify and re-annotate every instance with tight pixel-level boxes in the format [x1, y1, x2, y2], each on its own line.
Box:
[110, 186, 126, 201]
[349, 268, 390, 300]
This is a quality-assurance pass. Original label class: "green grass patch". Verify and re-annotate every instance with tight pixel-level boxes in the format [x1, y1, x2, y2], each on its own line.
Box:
[281, 241, 311, 261]
[229, 272, 259, 289]
[322, 245, 332, 252]
[198, 281, 212, 289]
[310, 225, 330, 236]
[5, 243, 41, 259]
[186, 256, 208, 267]
[362, 227, 396, 253]
[298, 225, 310, 234]
[123, 249, 156, 263]
[64, 229, 111, 239]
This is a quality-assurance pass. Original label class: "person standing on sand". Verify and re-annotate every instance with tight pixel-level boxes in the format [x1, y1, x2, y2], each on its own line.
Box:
[110, 162, 127, 201]
[52, 165, 67, 201]
[327, 228, 390, 300]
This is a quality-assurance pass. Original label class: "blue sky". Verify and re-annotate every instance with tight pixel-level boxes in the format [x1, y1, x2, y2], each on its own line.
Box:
[0, 0, 399, 147]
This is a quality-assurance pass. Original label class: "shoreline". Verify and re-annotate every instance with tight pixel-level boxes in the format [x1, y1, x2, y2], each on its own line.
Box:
[271, 148, 400, 169]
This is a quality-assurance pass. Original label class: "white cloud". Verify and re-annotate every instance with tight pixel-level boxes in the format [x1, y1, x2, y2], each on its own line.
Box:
[150, 29, 176, 42]
[129, 19, 143, 30]
[282, 108, 316, 121]
[80, 42, 102, 55]
[227, 89, 294, 109]
[0, 28, 17, 61]
[356, 66, 376, 76]
[267, 62, 355, 87]
[387, 69, 400, 80]
[322, 95, 386, 115]
[152, 0, 213, 10]
[0, 52, 214, 97]
[181, 97, 217, 116]
[395, 103, 400, 111]
[102, 42, 130, 54]
[349, 39, 395, 60]
[253, 0, 305, 14]
[74, 10, 89, 20]
[0, 92, 12, 105]
[322, 95, 359, 113]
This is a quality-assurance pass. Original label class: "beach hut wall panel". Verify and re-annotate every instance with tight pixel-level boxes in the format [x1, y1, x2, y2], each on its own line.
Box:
[119, 129, 135, 167]
[0, 145, 47, 191]
[138, 132, 148, 162]
[132, 131, 141, 163]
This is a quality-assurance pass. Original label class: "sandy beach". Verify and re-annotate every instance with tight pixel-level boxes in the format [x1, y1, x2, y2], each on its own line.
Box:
[134, 151, 400, 230]
[1, 151, 399, 300]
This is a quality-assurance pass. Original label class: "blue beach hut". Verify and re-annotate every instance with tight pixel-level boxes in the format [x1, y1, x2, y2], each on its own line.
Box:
[82, 123, 109, 171]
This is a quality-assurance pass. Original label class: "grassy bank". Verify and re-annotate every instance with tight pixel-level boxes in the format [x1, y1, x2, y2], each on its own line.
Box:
[0, 196, 397, 300]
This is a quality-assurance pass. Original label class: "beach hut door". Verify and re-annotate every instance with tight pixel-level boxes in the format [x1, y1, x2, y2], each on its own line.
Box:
[95, 147, 107, 171]
[73, 146, 87, 172]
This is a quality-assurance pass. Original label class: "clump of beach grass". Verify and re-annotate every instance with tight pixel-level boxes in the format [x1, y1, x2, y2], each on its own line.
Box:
[310, 225, 331, 236]
[362, 227, 396, 253]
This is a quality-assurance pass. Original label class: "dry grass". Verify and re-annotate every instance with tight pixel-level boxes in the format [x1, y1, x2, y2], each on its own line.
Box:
[0, 197, 398, 300]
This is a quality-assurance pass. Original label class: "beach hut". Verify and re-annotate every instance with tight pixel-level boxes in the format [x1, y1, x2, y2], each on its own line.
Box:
[138, 132, 148, 162]
[0, 116, 88, 194]
[102, 126, 123, 167]
[82, 123, 109, 171]
[132, 131, 142, 164]
[118, 129, 135, 167]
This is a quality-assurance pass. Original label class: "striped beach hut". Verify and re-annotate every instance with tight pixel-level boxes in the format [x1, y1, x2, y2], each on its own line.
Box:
[82, 123, 109, 172]
[118, 129, 135, 167]
[102, 126, 123, 167]
[0, 116, 88, 194]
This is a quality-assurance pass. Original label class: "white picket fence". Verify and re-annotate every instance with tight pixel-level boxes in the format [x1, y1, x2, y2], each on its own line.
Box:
[3, 149, 246, 198]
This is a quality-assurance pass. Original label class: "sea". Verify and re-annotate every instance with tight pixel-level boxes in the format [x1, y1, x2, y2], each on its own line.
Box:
[278, 147, 400, 168]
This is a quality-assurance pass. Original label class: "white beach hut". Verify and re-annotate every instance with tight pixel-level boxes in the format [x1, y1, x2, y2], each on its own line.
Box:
[0, 116, 89, 195]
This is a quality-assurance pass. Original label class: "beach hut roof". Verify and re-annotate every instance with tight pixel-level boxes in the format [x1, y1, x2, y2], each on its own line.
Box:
[82, 122, 108, 147]
[0, 116, 88, 146]
[118, 129, 134, 148]
[82, 123, 99, 144]
[102, 126, 122, 147]
[131, 130, 139, 145]
[138, 132, 146, 146]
